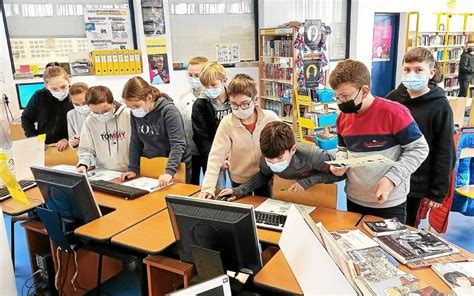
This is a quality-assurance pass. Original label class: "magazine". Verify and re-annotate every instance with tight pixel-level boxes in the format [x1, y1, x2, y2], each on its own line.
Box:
[432, 262, 474, 295]
[363, 217, 408, 236]
[407, 252, 471, 270]
[330, 229, 379, 252]
[375, 230, 459, 264]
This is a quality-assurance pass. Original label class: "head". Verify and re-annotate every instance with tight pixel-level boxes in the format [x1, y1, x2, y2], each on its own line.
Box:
[260, 121, 296, 173]
[466, 41, 474, 53]
[43, 65, 70, 101]
[401, 47, 437, 92]
[187, 56, 208, 90]
[443, 271, 471, 287]
[122, 76, 163, 118]
[227, 74, 258, 120]
[69, 82, 90, 115]
[86, 86, 115, 122]
[329, 60, 371, 114]
[200, 62, 227, 99]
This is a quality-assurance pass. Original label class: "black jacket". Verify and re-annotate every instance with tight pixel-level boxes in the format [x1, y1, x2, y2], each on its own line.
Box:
[386, 83, 455, 203]
[459, 50, 474, 82]
[21, 88, 73, 144]
[191, 98, 218, 168]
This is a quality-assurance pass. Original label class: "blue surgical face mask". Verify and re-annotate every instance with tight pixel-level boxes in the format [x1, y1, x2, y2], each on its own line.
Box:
[205, 86, 223, 99]
[401, 74, 429, 92]
[266, 158, 290, 173]
[92, 111, 114, 122]
[131, 107, 147, 118]
[74, 104, 90, 116]
[189, 77, 202, 89]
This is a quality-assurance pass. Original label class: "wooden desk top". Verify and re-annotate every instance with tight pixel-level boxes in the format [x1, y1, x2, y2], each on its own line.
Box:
[74, 183, 200, 241]
[1, 187, 44, 216]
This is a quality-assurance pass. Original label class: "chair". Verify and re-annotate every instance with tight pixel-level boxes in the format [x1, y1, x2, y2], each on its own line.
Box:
[272, 175, 338, 209]
[454, 147, 474, 199]
[8, 122, 26, 141]
[447, 97, 467, 128]
[44, 146, 78, 166]
[140, 156, 186, 183]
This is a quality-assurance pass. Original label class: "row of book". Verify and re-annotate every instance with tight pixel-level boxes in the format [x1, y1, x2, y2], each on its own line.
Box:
[446, 62, 460, 75]
[445, 77, 459, 89]
[264, 100, 283, 117]
[263, 81, 293, 103]
[91, 49, 143, 76]
[263, 37, 293, 57]
[263, 63, 293, 81]
[430, 48, 463, 61]
[418, 34, 468, 47]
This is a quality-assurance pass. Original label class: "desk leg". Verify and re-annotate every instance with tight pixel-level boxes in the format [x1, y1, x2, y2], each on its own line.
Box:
[10, 219, 15, 269]
[136, 257, 148, 296]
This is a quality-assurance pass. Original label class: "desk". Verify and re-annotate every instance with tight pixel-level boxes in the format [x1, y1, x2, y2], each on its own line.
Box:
[1, 187, 43, 216]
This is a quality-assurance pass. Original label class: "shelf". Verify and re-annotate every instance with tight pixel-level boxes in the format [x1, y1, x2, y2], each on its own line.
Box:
[279, 116, 293, 124]
[442, 60, 460, 63]
[299, 118, 317, 129]
[261, 96, 283, 102]
[260, 27, 294, 36]
[410, 30, 474, 34]
[261, 78, 293, 85]
[445, 86, 460, 91]
[420, 45, 465, 48]
[260, 55, 293, 59]
[444, 74, 458, 78]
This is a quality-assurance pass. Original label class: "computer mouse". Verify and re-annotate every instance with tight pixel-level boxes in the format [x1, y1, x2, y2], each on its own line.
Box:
[218, 194, 233, 201]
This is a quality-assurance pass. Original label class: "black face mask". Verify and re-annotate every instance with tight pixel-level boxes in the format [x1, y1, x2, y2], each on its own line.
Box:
[337, 88, 363, 114]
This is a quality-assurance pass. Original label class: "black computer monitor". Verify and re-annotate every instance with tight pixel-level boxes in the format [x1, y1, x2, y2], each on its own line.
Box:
[15, 82, 44, 109]
[166, 195, 262, 277]
[30, 166, 101, 226]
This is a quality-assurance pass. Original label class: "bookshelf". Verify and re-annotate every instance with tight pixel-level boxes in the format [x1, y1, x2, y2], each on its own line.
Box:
[258, 27, 297, 130]
[406, 12, 473, 97]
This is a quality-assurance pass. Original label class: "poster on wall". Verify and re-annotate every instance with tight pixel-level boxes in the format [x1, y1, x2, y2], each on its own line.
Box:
[145, 38, 170, 84]
[84, 8, 133, 51]
[304, 19, 322, 51]
[216, 44, 240, 64]
[372, 24, 392, 61]
[303, 59, 321, 89]
[141, 0, 165, 36]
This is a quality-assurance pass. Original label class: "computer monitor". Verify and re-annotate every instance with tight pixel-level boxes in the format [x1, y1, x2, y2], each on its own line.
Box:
[30, 166, 101, 227]
[15, 82, 44, 109]
[166, 195, 262, 278]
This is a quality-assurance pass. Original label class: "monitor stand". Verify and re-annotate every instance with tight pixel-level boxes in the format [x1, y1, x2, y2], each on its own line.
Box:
[190, 245, 225, 281]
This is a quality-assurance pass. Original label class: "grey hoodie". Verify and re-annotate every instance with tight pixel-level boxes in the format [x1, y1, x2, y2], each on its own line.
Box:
[78, 101, 131, 172]
[128, 95, 191, 175]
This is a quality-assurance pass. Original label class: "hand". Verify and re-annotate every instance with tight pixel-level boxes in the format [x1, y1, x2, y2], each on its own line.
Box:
[217, 188, 238, 201]
[56, 139, 69, 152]
[69, 135, 80, 148]
[373, 177, 395, 204]
[287, 182, 305, 192]
[330, 165, 348, 176]
[198, 191, 215, 199]
[76, 165, 87, 174]
[120, 171, 137, 182]
[222, 160, 230, 170]
[427, 200, 442, 209]
[158, 173, 173, 187]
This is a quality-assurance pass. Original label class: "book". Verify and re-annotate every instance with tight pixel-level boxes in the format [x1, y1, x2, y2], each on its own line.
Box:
[330, 229, 379, 252]
[431, 262, 474, 295]
[374, 230, 459, 264]
[122, 177, 173, 192]
[407, 252, 471, 270]
[363, 217, 408, 236]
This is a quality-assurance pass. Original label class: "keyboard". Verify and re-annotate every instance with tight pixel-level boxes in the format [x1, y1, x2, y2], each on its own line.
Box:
[89, 180, 149, 200]
[255, 211, 287, 232]
[0, 180, 37, 201]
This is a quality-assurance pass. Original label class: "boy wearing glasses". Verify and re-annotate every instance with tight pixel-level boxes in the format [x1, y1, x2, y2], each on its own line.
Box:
[329, 60, 429, 223]
[76, 86, 131, 173]
[199, 74, 280, 198]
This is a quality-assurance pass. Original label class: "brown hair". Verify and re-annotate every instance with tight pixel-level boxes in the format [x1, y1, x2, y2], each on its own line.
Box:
[260, 121, 295, 159]
[43, 65, 69, 83]
[122, 76, 163, 102]
[69, 82, 89, 96]
[199, 62, 226, 86]
[45, 61, 60, 68]
[432, 62, 444, 84]
[403, 47, 441, 83]
[227, 74, 257, 98]
[188, 56, 208, 66]
[85, 86, 114, 105]
[329, 60, 371, 90]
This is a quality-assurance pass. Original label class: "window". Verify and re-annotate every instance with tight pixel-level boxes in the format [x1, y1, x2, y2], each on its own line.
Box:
[168, 0, 257, 68]
[2, 0, 135, 75]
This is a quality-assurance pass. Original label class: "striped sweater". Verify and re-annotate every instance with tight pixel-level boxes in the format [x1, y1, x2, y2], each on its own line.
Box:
[336, 97, 429, 208]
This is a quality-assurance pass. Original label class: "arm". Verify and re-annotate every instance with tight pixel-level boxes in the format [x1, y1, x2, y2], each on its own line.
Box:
[459, 54, 473, 74]
[192, 100, 214, 162]
[233, 157, 274, 197]
[21, 93, 40, 137]
[128, 117, 144, 174]
[297, 148, 346, 189]
[163, 105, 187, 175]
[427, 105, 455, 203]
[77, 123, 97, 169]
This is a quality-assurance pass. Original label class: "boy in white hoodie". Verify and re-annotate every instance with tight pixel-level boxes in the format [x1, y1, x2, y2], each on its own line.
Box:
[76, 86, 131, 173]
[67, 82, 90, 148]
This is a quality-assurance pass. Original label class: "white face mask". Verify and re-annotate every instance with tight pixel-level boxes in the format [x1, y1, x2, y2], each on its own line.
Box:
[266, 159, 290, 173]
[131, 107, 147, 118]
[74, 105, 91, 116]
[232, 101, 255, 120]
[50, 89, 69, 101]
[92, 111, 114, 122]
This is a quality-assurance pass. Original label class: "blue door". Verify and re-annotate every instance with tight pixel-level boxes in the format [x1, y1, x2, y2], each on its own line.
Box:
[371, 13, 399, 97]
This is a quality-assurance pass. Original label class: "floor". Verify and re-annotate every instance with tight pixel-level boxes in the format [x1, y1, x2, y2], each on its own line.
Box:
[4, 181, 474, 295]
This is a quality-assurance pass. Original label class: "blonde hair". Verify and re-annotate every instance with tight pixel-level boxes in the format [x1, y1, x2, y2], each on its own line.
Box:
[199, 62, 226, 86]
[69, 82, 89, 96]
[122, 76, 163, 102]
[227, 74, 257, 98]
[188, 56, 208, 66]
[43, 65, 69, 84]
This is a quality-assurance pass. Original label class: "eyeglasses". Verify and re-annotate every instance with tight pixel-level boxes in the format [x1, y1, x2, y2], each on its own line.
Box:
[230, 100, 254, 110]
[333, 88, 361, 103]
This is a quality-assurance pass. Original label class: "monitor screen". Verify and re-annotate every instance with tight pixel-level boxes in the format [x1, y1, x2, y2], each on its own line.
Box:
[16, 82, 44, 109]
[166, 195, 262, 276]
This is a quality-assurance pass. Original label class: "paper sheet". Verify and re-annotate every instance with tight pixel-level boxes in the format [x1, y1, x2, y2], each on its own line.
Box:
[12, 136, 45, 180]
[255, 198, 315, 216]
[0, 205, 18, 295]
[50, 166, 122, 181]
[325, 154, 395, 168]
[122, 177, 172, 192]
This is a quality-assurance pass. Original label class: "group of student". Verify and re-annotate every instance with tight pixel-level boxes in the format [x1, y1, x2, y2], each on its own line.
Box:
[20, 46, 456, 226]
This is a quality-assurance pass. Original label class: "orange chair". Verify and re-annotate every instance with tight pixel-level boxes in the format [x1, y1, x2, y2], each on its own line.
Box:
[140, 156, 186, 183]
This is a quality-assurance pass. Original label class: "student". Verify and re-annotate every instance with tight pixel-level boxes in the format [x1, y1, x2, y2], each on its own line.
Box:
[199, 74, 280, 198]
[192, 62, 231, 188]
[328, 60, 429, 223]
[459, 40, 474, 97]
[67, 82, 90, 148]
[175, 56, 208, 185]
[120, 77, 191, 186]
[21, 63, 73, 151]
[217, 121, 344, 200]
[76, 86, 130, 173]
[386, 48, 455, 226]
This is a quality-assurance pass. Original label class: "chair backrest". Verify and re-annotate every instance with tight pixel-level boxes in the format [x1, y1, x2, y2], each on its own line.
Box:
[8, 122, 26, 141]
[272, 175, 337, 209]
[44, 146, 78, 166]
[140, 156, 186, 183]
[448, 97, 467, 128]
